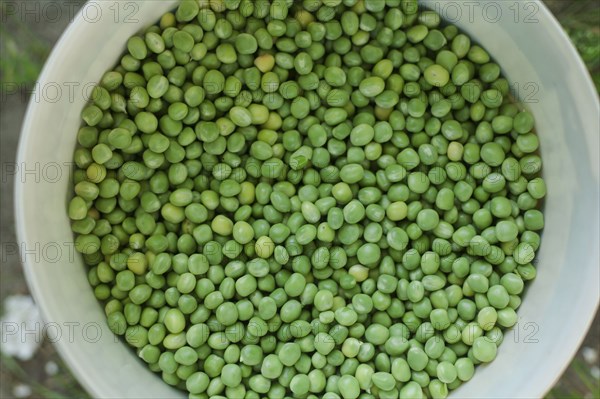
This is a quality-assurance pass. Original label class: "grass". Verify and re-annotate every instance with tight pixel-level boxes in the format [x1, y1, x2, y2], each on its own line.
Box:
[0, 348, 89, 399]
[545, 0, 600, 91]
[548, 357, 600, 398]
[0, 22, 49, 85]
[1, 354, 75, 399]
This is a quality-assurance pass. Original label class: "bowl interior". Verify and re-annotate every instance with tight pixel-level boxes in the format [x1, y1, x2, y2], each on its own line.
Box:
[16, 1, 599, 398]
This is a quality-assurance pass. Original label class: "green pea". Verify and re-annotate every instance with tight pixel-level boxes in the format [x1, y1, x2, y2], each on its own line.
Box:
[424, 64, 450, 87]
[337, 375, 360, 399]
[72, 5, 546, 397]
[164, 309, 186, 334]
[472, 336, 497, 362]
[407, 347, 429, 371]
[359, 76, 385, 97]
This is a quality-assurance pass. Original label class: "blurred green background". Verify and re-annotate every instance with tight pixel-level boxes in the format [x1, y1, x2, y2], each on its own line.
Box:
[0, 1, 598, 398]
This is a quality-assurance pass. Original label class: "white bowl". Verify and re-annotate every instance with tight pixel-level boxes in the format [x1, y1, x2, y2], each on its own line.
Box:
[16, 1, 599, 398]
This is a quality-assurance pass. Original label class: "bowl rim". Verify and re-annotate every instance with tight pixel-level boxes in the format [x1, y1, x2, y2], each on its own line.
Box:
[15, 1, 600, 398]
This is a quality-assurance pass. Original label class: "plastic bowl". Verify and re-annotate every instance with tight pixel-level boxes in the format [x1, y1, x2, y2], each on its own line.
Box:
[15, 1, 599, 398]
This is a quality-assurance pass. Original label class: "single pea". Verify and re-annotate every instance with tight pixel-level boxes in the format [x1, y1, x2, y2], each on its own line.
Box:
[480, 142, 505, 167]
[220, 364, 242, 388]
[359, 76, 385, 98]
[424, 64, 450, 87]
[496, 221, 519, 242]
[437, 361, 458, 384]
[514, 111, 535, 134]
[472, 336, 498, 362]
[233, 221, 254, 244]
[164, 308, 185, 334]
[314, 332, 335, 355]
[513, 242, 536, 265]
[416, 209, 440, 231]
[287, 373, 309, 396]
[337, 375, 360, 399]
[407, 347, 429, 371]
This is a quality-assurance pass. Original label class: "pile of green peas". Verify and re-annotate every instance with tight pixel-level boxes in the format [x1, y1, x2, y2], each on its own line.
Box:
[70, 0, 546, 398]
